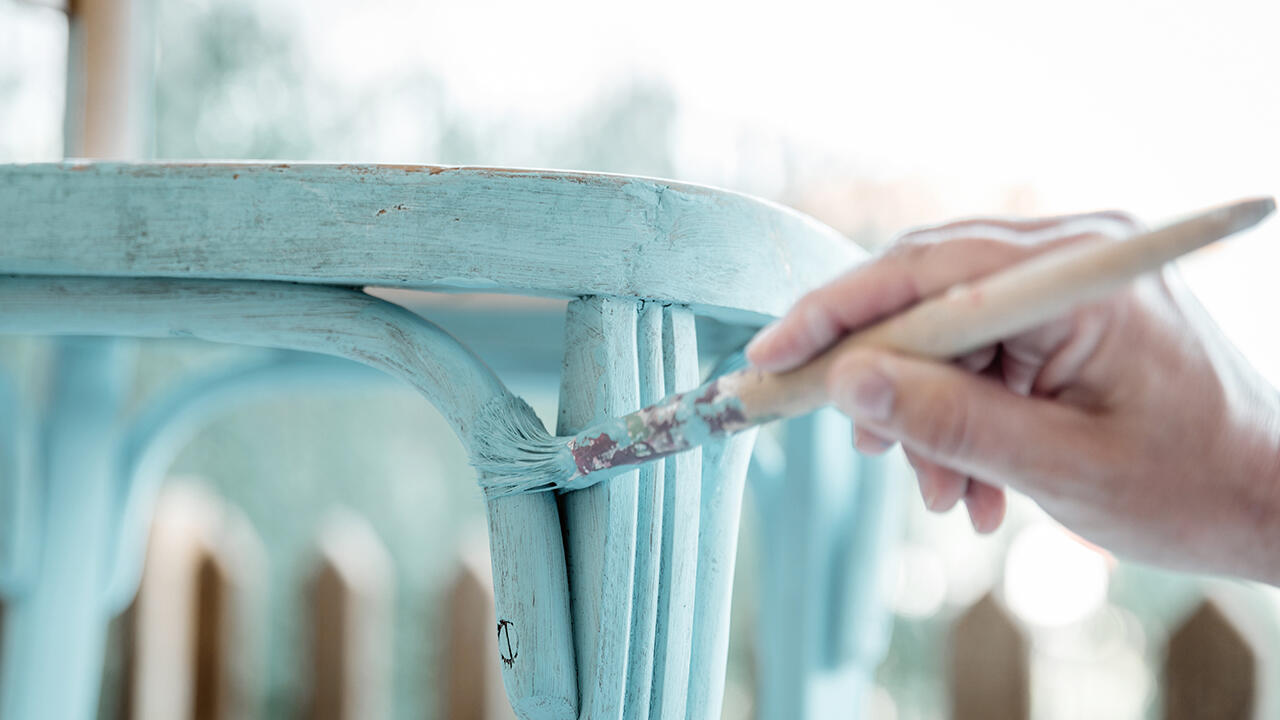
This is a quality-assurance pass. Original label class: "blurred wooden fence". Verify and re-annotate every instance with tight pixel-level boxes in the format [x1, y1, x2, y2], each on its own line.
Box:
[87, 482, 510, 720]
[949, 592, 1261, 720]
[0, 480, 1264, 719]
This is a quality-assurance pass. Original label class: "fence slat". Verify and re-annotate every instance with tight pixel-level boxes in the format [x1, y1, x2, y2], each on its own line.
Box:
[305, 512, 394, 720]
[192, 555, 228, 720]
[441, 536, 516, 720]
[1164, 599, 1256, 720]
[130, 481, 265, 720]
[950, 592, 1029, 720]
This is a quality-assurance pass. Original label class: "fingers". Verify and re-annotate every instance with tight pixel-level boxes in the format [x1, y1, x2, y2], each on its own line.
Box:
[828, 347, 1097, 493]
[905, 450, 969, 511]
[748, 238, 1034, 371]
[895, 210, 1143, 246]
[747, 212, 1138, 374]
[852, 425, 894, 454]
[902, 448, 1007, 533]
[964, 480, 1007, 534]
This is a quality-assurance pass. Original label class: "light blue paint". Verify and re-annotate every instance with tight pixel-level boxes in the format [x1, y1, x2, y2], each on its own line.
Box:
[648, 306, 702, 719]
[0, 160, 890, 720]
[0, 368, 37, 596]
[0, 339, 132, 720]
[0, 163, 860, 323]
[0, 277, 578, 719]
[103, 351, 385, 613]
[556, 296, 642, 720]
[750, 409, 903, 719]
[686, 424, 758, 719]
[624, 302, 665, 720]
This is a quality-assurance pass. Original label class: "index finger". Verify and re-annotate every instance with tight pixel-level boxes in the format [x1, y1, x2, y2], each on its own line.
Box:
[746, 212, 1140, 372]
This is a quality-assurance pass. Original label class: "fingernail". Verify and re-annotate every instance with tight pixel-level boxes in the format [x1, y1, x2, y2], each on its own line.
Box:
[921, 481, 938, 511]
[841, 365, 894, 422]
[745, 321, 781, 359]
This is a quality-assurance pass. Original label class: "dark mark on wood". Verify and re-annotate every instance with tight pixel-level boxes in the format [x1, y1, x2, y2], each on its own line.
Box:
[497, 619, 518, 667]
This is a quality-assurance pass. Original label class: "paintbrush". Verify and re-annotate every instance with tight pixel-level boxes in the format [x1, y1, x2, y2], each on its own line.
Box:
[472, 196, 1275, 495]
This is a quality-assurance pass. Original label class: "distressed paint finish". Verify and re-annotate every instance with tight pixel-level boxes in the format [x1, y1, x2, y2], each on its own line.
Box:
[686, 423, 758, 720]
[0, 163, 859, 323]
[0, 158, 890, 719]
[556, 297, 641, 720]
[648, 306, 701, 719]
[565, 375, 752, 482]
[0, 276, 577, 719]
[623, 302, 664, 720]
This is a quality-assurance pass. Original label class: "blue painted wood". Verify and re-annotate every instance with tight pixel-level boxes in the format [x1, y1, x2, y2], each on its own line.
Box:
[0, 338, 132, 720]
[624, 301, 665, 720]
[752, 409, 902, 719]
[103, 351, 385, 613]
[0, 369, 37, 597]
[648, 305, 701, 719]
[0, 159, 882, 720]
[0, 277, 578, 719]
[557, 297, 641, 720]
[0, 163, 861, 323]
[686, 422, 758, 719]
[829, 451, 901, 708]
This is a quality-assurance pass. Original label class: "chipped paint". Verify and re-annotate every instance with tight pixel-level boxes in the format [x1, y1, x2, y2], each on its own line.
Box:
[568, 376, 753, 477]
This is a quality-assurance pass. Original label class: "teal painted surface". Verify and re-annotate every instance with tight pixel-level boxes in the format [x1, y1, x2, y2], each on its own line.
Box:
[0, 339, 132, 720]
[648, 306, 701, 719]
[624, 302, 665, 720]
[0, 163, 860, 323]
[0, 277, 578, 719]
[557, 297, 642, 720]
[0, 368, 36, 596]
[686, 424, 758, 720]
[751, 410, 902, 719]
[0, 160, 883, 720]
[104, 351, 384, 613]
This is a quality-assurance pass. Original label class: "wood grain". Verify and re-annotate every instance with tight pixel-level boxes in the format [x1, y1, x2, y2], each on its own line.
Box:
[0, 163, 862, 323]
[648, 305, 701, 719]
[557, 297, 642, 720]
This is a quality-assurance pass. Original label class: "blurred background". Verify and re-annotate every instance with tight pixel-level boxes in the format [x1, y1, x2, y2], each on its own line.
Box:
[3, 0, 1280, 718]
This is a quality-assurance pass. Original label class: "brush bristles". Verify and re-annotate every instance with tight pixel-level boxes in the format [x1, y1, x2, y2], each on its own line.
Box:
[469, 394, 576, 496]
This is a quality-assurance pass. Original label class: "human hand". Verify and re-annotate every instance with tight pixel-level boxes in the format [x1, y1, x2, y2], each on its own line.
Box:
[747, 212, 1280, 583]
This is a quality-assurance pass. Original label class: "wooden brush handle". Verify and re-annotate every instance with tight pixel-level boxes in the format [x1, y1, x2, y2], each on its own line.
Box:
[733, 197, 1275, 421]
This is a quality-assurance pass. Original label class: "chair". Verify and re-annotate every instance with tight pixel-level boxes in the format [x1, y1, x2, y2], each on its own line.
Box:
[0, 161, 901, 720]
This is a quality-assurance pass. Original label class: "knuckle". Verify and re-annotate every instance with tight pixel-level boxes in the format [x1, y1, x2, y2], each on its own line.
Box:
[915, 385, 975, 459]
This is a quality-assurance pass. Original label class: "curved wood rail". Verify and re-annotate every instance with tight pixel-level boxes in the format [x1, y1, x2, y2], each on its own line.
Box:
[0, 163, 862, 323]
[102, 351, 385, 613]
[0, 275, 578, 718]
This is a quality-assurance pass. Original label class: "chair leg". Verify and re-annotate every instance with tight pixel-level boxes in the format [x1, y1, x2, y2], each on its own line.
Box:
[686, 420, 758, 719]
[648, 306, 701, 720]
[0, 338, 132, 720]
[753, 409, 902, 719]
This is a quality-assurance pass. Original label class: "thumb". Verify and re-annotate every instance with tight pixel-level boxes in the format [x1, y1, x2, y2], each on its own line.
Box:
[826, 348, 1098, 491]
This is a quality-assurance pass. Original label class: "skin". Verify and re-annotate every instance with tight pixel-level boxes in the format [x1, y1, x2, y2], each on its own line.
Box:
[747, 211, 1280, 585]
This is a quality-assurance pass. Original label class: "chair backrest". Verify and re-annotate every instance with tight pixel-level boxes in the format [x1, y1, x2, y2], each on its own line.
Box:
[0, 161, 869, 720]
